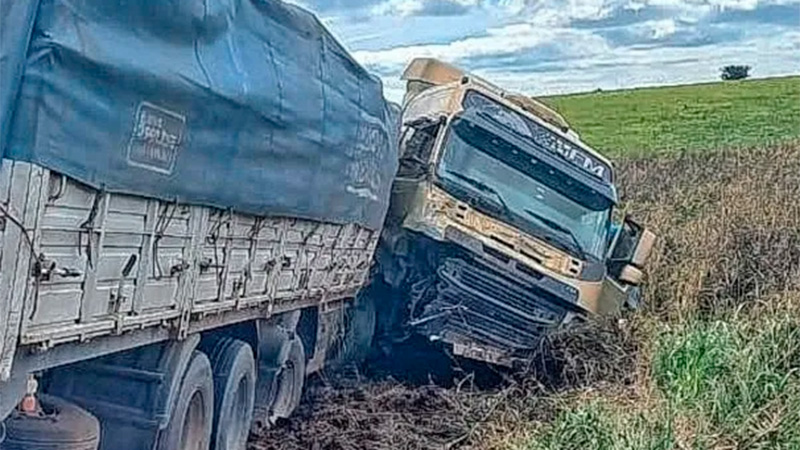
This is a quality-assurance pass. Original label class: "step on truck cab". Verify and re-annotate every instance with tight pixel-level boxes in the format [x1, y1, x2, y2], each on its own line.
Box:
[375, 58, 655, 367]
[0, 1, 397, 449]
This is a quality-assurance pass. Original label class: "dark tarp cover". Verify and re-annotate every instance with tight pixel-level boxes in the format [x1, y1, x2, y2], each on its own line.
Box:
[1, 0, 398, 230]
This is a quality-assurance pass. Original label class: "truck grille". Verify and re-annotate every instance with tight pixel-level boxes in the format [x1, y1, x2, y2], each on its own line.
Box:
[417, 257, 576, 352]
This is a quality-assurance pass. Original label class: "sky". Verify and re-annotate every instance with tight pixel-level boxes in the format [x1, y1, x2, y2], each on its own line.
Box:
[290, 0, 800, 102]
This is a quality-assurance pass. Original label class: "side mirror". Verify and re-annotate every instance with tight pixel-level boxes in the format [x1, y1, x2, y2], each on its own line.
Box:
[631, 227, 656, 267]
[608, 215, 656, 285]
[617, 264, 644, 285]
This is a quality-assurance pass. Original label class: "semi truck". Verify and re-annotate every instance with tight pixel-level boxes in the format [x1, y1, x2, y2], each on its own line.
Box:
[0, 1, 397, 449]
[371, 58, 655, 367]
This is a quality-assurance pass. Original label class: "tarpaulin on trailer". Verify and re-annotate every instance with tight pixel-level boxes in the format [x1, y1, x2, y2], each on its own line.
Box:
[1, 0, 398, 230]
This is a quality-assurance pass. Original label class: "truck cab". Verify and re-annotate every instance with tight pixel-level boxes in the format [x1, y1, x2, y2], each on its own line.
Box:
[375, 58, 655, 366]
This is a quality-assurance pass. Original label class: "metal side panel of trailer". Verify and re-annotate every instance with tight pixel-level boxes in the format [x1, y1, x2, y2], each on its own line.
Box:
[0, 160, 378, 380]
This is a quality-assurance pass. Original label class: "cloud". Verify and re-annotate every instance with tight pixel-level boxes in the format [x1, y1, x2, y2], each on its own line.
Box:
[372, 0, 480, 16]
[295, 0, 800, 102]
[647, 18, 678, 38]
[713, 2, 800, 26]
[353, 23, 610, 71]
[290, 0, 376, 12]
[467, 30, 799, 101]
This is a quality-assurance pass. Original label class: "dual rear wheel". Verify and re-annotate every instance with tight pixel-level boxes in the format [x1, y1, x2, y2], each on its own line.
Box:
[158, 335, 307, 449]
[2, 334, 305, 450]
[201, 338, 256, 450]
[159, 335, 307, 450]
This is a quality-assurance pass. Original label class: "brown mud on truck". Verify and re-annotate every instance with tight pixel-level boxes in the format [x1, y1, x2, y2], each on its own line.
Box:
[368, 58, 656, 368]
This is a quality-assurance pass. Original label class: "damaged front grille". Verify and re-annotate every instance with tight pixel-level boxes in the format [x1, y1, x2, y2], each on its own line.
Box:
[415, 257, 578, 354]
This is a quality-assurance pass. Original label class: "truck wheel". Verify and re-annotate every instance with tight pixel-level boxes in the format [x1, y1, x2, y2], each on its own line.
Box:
[201, 338, 255, 450]
[333, 294, 377, 367]
[251, 337, 305, 434]
[157, 351, 214, 450]
[2, 394, 100, 450]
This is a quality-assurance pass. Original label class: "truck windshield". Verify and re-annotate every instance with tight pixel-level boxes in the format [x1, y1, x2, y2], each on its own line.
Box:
[436, 118, 612, 260]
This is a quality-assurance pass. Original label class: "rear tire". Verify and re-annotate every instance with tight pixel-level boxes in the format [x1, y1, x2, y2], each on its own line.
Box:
[2, 394, 100, 450]
[251, 337, 305, 434]
[268, 337, 305, 422]
[332, 294, 377, 367]
[156, 351, 215, 450]
[201, 338, 255, 450]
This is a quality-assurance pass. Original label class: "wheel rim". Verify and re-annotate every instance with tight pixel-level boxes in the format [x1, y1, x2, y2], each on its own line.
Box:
[180, 391, 206, 450]
[224, 376, 251, 449]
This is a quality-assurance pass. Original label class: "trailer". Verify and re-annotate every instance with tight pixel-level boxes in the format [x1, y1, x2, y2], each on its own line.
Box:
[0, 1, 397, 449]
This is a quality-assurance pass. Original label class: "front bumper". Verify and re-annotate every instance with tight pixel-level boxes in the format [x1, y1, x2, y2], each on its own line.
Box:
[412, 256, 581, 366]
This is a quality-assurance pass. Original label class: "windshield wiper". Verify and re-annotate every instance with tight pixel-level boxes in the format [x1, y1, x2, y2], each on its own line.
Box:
[523, 209, 586, 259]
[443, 170, 509, 213]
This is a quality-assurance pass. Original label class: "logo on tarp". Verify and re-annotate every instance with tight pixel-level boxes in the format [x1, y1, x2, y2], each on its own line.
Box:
[127, 102, 185, 174]
[346, 114, 389, 202]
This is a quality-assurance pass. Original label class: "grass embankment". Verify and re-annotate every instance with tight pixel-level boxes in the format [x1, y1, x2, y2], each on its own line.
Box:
[542, 76, 800, 156]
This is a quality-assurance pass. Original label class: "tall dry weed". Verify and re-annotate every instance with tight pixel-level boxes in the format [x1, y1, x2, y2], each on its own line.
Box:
[617, 143, 800, 319]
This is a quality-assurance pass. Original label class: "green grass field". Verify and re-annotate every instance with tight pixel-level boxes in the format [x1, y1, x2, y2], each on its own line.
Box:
[543, 76, 800, 156]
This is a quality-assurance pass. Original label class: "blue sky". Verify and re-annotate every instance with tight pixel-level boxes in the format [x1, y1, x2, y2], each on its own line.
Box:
[291, 0, 799, 102]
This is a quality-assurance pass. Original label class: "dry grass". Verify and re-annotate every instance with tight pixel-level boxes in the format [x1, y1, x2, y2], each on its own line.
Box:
[618, 143, 800, 318]
[250, 142, 800, 450]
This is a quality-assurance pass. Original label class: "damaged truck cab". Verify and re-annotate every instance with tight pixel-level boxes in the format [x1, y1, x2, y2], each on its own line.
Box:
[374, 58, 655, 367]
